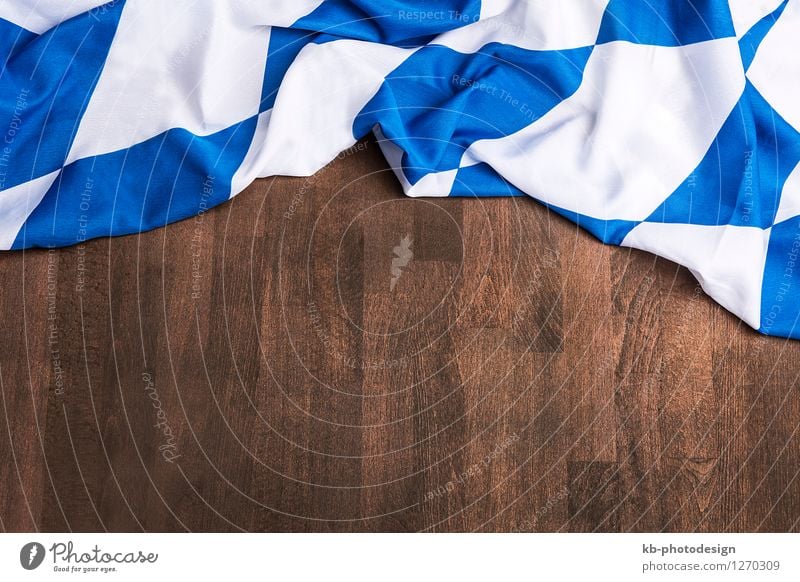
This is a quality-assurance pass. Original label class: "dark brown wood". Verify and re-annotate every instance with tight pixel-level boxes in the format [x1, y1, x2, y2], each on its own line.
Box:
[1, 137, 798, 532]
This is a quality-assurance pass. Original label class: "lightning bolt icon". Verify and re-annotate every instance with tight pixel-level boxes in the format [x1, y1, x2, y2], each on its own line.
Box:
[28, 545, 38, 566]
[390, 235, 413, 292]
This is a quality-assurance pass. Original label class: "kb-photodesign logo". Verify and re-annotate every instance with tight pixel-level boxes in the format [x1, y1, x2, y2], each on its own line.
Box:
[20, 542, 46, 570]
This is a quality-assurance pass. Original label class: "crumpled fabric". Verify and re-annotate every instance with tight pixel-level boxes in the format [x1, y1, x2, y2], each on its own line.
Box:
[0, 0, 799, 338]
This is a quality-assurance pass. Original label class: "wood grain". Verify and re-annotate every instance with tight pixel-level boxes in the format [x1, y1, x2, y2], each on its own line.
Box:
[1, 137, 798, 532]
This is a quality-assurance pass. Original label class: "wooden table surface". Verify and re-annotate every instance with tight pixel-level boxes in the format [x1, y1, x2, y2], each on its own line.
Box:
[1, 137, 798, 532]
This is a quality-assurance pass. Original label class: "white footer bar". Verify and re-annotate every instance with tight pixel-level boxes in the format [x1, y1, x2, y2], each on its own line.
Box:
[1, 533, 797, 580]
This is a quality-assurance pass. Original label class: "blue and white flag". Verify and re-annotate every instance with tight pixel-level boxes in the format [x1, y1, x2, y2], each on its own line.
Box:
[0, 0, 799, 338]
